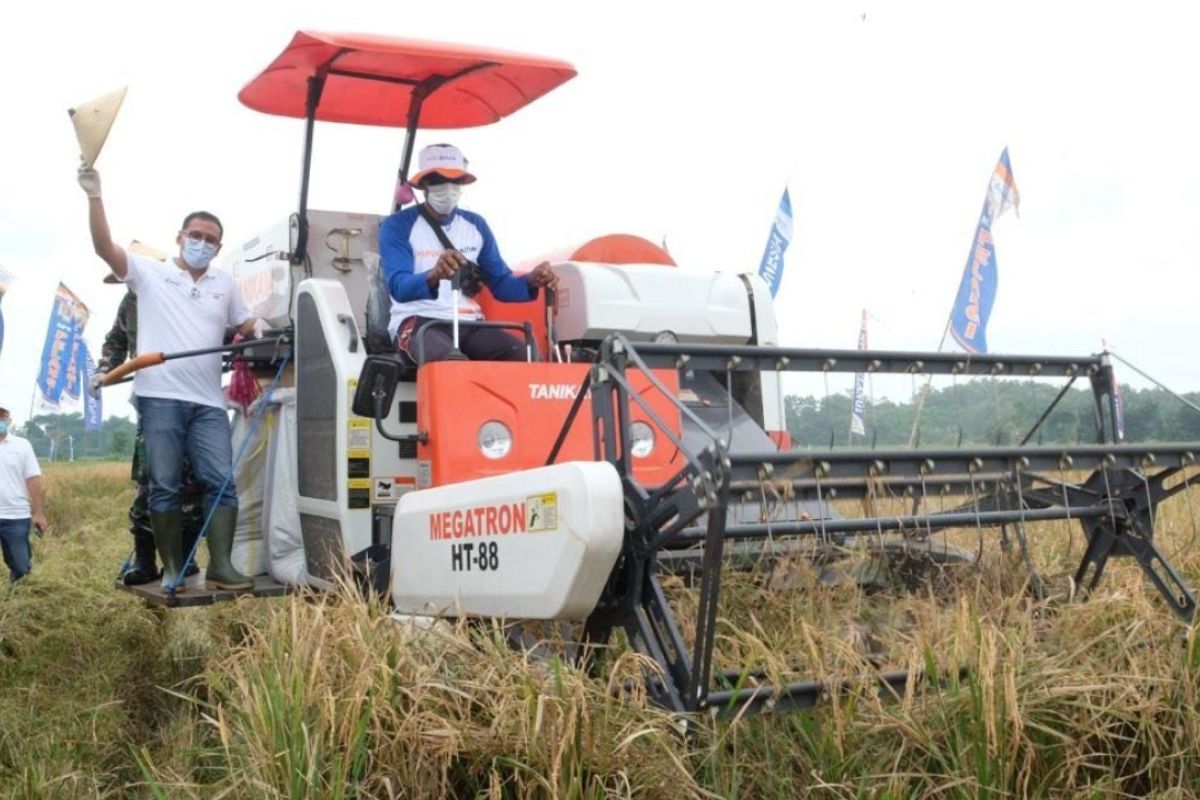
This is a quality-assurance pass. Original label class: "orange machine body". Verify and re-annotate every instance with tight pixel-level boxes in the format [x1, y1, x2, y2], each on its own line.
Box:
[416, 361, 682, 488]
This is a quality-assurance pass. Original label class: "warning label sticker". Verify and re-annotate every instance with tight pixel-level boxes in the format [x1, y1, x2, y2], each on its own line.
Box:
[373, 476, 416, 503]
[348, 419, 371, 451]
[525, 492, 558, 532]
[348, 478, 371, 509]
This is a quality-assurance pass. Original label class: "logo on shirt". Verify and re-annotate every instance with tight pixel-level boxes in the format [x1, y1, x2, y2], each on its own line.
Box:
[416, 246, 480, 260]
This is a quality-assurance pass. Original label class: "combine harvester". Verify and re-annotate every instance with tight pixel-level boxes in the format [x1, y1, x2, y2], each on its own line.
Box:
[112, 31, 1200, 716]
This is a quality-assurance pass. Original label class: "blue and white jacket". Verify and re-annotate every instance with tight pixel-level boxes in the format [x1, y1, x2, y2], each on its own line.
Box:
[379, 205, 537, 340]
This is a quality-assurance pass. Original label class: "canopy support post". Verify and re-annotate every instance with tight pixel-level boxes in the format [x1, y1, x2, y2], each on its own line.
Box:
[294, 67, 331, 265]
[393, 87, 430, 211]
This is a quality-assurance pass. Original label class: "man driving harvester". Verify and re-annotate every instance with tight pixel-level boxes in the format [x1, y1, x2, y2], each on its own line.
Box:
[379, 143, 558, 362]
[79, 166, 258, 593]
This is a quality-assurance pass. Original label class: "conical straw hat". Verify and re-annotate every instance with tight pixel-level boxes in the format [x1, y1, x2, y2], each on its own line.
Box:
[69, 86, 127, 169]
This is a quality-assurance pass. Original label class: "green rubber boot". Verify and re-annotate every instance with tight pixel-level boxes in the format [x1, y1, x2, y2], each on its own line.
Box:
[205, 506, 253, 591]
[149, 509, 185, 592]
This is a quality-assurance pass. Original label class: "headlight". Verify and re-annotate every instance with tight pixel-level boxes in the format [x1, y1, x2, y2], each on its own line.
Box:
[629, 421, 655, 458]
[477, 421, 513, 459]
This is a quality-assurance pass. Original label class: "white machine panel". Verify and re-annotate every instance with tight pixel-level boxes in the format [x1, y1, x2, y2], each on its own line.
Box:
[391, 462, 624, 620]
[232, 210, 384, 330]
[293, 279, 371, 586]
[552, 262, 752, 344]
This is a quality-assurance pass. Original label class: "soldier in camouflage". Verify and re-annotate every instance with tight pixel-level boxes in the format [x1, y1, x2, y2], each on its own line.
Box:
[94, 283, 205, 585]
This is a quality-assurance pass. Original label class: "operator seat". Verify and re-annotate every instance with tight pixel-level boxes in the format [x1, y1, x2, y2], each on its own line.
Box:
[365, 257, 541, 370]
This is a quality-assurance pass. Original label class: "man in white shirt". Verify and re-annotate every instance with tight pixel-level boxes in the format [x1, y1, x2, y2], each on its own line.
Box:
[79, 167, 256, 593]
[0, 401, 47, 582]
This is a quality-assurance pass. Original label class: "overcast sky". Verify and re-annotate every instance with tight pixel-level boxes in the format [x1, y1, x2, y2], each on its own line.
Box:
[1, 1, 1198, 424]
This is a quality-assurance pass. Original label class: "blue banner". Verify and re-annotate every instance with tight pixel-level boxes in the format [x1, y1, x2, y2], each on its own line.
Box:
[37, 303, 78, 404]
[83, 345, 103, 431]
[949, 149, 1020, 354]
[35, 284, 89, 408]
[64, 337, 85, 400]
[757, 189, 794, 297]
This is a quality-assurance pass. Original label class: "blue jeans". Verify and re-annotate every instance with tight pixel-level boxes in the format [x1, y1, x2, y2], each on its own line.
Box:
[0, 518, 32, 582]
[138, 397, 239, 514]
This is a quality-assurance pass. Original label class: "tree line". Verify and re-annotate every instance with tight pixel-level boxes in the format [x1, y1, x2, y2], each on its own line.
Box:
[17, 414, 137, 461]
[786, 380, 1200, 448]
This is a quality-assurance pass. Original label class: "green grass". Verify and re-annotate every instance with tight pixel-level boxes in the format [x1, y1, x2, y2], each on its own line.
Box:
[4, 462, 1200, 797]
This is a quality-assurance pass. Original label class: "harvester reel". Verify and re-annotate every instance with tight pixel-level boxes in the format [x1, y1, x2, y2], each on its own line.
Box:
[560, 334, 1200, 716]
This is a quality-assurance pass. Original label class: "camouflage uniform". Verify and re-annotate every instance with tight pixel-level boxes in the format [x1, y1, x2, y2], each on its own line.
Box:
[100, 291, 204, 580]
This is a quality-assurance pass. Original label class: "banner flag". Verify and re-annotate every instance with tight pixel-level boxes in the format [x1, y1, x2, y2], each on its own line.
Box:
[0, 265, 13, 358]
[949, 148, 1020, 354]
[757, 188, 794, 297]
[850, 309, 868, 437]
[83, 345, 103, 431]
[35, 284, 90, 409]
[64, 337, 85, 400]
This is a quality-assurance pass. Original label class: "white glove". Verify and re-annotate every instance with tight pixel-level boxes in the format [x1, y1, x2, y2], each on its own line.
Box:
[78, 167, 102, 199]
[88, 371, 106, 398]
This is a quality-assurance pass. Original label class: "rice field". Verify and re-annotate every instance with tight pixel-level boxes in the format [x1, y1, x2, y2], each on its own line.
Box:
[4, 461, 1200, 798]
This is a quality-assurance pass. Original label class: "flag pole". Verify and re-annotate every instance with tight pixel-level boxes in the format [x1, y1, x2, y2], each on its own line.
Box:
[907, 148, 1019, 447]
[757, 184, 795, 451]
[848, 308, 870, 445]
[905, 315, 953, 447]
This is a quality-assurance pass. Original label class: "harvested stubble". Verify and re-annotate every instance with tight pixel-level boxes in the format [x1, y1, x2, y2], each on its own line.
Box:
[3, 462, 1200, 798]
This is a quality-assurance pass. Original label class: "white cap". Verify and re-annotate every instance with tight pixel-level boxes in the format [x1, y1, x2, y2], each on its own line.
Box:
[410, 143, 476, 186]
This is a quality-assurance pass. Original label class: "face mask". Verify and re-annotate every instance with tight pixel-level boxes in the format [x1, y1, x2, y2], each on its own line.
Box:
[0, 421, 9, 437]
[424, 183, 462, 216]
[181, 238, 218, 269]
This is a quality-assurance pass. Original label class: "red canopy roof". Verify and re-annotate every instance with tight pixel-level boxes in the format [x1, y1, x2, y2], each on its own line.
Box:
[238, 31, 576, 128]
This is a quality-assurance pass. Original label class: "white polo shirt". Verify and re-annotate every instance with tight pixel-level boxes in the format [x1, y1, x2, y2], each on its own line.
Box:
[0, 434, 41, 519]
[124, 252, 253, 409]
